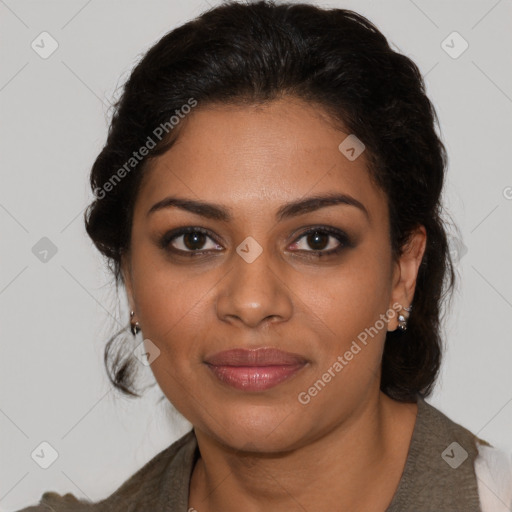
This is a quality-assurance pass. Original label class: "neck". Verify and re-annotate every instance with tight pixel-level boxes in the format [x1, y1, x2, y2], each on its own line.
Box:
[188, 392, 418, 512]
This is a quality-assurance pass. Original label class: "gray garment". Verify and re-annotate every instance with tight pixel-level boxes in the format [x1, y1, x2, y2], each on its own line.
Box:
[16, 395, 486, 511]
[385, 395, 484, 511]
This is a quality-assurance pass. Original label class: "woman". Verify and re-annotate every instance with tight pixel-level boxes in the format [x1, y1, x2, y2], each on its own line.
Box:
[17, 1, 512, 511]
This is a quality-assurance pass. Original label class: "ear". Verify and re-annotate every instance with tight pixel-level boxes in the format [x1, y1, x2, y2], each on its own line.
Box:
[387, 225, 427, 331]
[120, 253, 135, 314]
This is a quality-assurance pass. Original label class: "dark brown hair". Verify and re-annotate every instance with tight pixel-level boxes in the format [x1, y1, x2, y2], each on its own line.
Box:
[84, 0, 455, 402]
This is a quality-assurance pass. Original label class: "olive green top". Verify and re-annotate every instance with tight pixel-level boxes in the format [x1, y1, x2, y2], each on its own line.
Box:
[16, 395, 486, 511]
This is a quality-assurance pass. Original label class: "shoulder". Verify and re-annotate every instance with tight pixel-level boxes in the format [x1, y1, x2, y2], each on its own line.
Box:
[406, 397, 510, 505]
[474, 440, 512, 512]
[423, 397, 512, 510]
[422, 397, 512, 509]
[13, 492, 91, 511]
[13, 429, 197, 511]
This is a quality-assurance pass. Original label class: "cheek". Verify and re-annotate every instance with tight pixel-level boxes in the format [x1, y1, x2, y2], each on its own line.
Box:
[129, 239, 213, 333]
[135, 277, 207, 337]
[131, 264, 215, 414]
[296, 247, 392, 344]
[292, 264, 391, 414]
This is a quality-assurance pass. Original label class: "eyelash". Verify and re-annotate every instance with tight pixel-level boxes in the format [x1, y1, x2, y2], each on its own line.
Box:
[158, 225, 352, 258]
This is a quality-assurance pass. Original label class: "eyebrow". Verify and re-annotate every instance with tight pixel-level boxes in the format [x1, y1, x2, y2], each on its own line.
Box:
[147, 193, 369, 222]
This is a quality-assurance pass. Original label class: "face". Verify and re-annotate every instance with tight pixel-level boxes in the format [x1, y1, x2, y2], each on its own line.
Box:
[122, 96, 425, 452]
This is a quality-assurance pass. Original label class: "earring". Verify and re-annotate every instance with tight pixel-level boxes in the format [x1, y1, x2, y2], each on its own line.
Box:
[130, 310, 141, 336]
[397, 305, 413, 332]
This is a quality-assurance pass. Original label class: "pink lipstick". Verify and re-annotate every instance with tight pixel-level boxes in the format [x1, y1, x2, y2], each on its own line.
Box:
[205, 347, 307, 391]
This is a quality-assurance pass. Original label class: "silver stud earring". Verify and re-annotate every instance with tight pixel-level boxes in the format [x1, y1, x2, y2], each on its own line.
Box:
[130, 310, 141, 336]
[397, 304, 413, 332]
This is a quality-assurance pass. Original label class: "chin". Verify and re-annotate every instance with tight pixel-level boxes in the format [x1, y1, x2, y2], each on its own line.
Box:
[221, 429, 302, 455]
[205, 405, 304, 453]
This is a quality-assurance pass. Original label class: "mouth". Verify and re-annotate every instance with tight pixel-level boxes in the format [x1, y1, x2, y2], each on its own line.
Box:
[204, 347, 308, 392]
[205, 363, 307, 391]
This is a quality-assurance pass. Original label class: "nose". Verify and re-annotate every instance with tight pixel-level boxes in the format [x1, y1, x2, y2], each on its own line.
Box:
[216, 244, 293, 329]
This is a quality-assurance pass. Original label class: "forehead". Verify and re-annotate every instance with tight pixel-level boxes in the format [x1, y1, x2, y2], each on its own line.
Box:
[134, 97, 386, 221]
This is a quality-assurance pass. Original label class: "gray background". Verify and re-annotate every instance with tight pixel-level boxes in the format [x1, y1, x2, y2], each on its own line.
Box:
[1, 0, 511, 509]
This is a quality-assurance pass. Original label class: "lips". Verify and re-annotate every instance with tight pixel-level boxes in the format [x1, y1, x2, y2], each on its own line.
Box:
[204, 347, 308, 391]
[204, 347, 307, 366]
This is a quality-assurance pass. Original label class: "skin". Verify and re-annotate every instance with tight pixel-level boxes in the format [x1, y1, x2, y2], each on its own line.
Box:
[121, 96, 426, 511]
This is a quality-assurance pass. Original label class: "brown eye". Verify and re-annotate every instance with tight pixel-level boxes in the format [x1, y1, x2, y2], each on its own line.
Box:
[305, 231, 330, 251]
[289, 226, 351, 256]
[159, 227, 223, 254]
[182, 231, 207, 250]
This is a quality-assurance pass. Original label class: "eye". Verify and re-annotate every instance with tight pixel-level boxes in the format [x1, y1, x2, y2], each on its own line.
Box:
[159, 227, 223, 254]
[288, 226, 350, 256]
[159, 225, 352, 257]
